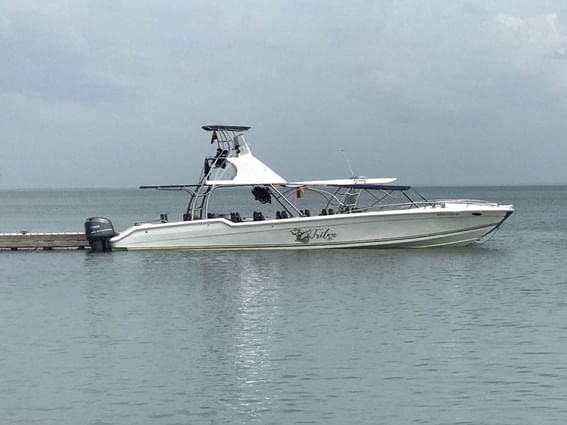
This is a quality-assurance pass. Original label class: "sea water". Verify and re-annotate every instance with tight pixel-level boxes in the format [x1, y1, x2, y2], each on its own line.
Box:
[1, 186, 566, 424]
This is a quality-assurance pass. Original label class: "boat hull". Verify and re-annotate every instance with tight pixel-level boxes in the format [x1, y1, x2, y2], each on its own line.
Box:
[110, 204, 513, 251]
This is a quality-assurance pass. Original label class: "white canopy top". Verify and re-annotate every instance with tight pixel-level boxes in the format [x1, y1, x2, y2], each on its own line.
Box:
[204, 131, 396, 187]
[206, 151, 286, 186]
[206, 155, 397, 187]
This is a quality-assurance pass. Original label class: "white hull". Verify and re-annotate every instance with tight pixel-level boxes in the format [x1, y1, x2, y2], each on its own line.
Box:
[111, 203, 513, 251]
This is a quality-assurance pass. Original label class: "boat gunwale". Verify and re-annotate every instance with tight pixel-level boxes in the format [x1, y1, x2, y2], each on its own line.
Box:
[111, 203, 513, 243]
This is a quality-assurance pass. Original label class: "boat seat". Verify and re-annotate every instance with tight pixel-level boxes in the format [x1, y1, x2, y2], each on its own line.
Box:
[230, 212, 243, 222]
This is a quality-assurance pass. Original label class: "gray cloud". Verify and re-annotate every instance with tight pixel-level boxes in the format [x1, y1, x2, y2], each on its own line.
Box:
[1, 0, 567, 188]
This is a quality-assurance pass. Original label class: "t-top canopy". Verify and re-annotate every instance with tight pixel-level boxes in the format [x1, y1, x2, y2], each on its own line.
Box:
[202, 125, 251, 132]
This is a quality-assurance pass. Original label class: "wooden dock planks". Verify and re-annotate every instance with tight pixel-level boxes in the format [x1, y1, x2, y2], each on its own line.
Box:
[0, 232, 88, 250]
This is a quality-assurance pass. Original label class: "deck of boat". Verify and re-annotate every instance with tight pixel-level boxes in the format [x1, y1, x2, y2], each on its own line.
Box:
[0, 232, 88, 251]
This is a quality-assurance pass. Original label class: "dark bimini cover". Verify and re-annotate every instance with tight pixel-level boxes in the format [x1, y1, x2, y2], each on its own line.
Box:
[326, 184, 411, 191]
[202, 125, 251, 132]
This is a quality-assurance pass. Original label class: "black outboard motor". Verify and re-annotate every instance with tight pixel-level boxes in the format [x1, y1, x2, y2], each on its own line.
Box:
[84, 217, 116, 252]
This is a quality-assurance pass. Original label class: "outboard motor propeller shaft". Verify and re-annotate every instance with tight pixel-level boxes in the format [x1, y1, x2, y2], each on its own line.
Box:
[84, 217, 116, 252]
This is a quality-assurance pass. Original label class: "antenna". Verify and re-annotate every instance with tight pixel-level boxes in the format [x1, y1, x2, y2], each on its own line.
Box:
[341, 148, 355, 178]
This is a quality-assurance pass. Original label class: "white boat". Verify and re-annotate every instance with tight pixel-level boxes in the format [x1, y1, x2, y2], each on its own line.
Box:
[84, 125, 513, 251]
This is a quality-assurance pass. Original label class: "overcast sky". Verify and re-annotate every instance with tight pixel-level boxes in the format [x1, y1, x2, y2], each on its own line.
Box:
[1, 0, 566, 188]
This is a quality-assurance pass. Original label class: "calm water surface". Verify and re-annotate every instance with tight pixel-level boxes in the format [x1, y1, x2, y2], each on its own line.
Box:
[1, 186, 566, 424]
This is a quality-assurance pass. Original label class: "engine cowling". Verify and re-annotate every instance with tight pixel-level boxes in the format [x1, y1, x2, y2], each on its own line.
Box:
[84, 217, 116, 252]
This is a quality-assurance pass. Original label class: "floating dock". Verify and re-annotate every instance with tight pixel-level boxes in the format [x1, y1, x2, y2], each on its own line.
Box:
[0, 232, 88, 251]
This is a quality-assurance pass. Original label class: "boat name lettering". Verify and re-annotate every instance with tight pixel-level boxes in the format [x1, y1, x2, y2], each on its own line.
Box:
[290, 228, 336, 243]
